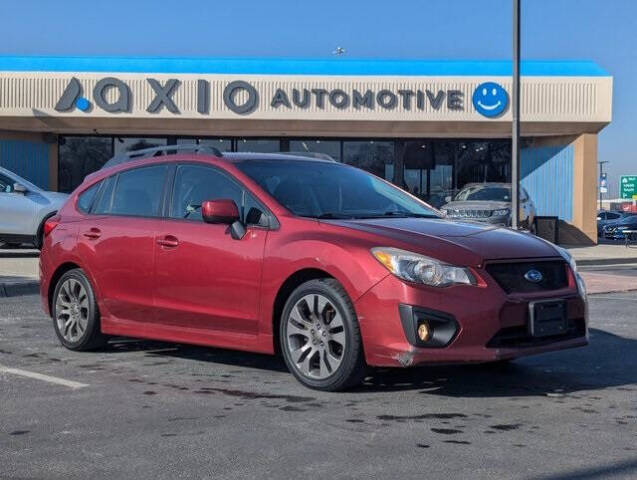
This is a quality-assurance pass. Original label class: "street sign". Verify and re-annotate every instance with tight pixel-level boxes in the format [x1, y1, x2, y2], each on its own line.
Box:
[620, 175, 637, 200]
[600, 172, 608, 194]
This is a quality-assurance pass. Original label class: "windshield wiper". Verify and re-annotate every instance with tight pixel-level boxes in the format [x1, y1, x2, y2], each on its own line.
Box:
[315, 213, 356, 219]
[299, 213, 355, 219]
[369, 211, 439, 219]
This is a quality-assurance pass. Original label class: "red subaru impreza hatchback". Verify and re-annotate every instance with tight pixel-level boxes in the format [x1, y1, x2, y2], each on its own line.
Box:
[40, 147, 588, 391]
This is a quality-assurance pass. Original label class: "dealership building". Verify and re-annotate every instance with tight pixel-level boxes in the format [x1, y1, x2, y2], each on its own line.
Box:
[0, 56, 612, 244]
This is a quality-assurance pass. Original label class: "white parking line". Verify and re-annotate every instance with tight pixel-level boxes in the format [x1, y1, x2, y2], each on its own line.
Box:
[0, 364, 89, 389]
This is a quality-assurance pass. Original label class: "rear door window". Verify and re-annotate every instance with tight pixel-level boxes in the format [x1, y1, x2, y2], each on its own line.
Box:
[93, 165, 168, 217]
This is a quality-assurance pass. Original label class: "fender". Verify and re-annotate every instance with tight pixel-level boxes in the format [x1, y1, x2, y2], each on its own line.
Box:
[257, 222, 391, 339]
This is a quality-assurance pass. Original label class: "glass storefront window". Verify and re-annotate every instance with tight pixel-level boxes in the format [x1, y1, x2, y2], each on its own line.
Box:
[57, 135, 513, 206]
[114, 137, 167, 154]
[342, 141, 394, 181]
[58, 136, 113, 193]
[236, 139, 281, 153]
[177, 138, 232, 152]
[289, 139, 341, 162]
[398, 139, 510, 208]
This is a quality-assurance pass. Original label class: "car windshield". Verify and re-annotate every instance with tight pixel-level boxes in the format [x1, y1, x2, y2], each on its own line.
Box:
[235, 159, 440, 219]
[0, 167, 40, 192]
[454, 185, 511, 202]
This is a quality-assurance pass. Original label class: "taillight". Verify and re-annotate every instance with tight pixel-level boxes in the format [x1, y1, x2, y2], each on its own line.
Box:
[43, 215, 60, 237]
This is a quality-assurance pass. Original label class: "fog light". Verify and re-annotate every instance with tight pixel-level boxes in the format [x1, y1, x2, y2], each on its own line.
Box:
[417, 322, 431, 342]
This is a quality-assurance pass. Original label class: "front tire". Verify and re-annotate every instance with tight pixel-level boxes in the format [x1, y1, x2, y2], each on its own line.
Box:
[52, 269, 107, 351]
[280, 279, 366, 391]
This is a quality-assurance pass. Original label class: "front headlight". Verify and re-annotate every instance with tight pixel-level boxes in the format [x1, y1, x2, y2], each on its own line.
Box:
[492, 208, 510, 216]
[371, 247, 476, 287]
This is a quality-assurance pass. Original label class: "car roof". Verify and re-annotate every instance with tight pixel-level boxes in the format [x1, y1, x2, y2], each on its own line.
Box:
[86, 147, 340, 184]
[461, 182, 512, 189]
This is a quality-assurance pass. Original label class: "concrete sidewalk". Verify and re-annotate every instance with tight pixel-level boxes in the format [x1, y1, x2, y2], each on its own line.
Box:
[566, 242, 637, 266]
[0, 249, 39, 297]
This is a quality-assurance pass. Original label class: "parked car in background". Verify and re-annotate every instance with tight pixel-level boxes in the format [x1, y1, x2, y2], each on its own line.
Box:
[440, 183, 536, 229]
[597, 210, 634, 237]
[40, 147, 587, 391]
[602, 214, 637, 240]
[0, 166, 68, 249]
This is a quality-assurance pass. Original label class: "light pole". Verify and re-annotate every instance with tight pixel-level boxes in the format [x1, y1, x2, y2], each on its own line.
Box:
[599, 160, 609, 210]
[511, 0, 521, 229]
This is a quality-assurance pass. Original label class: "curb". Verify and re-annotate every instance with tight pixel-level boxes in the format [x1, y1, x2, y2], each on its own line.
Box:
[0, 280, 40, 298]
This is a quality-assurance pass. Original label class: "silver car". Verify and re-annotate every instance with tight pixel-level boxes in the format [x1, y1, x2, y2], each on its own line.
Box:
[0, 166, 68, 249]
[440, 182, 536, 229]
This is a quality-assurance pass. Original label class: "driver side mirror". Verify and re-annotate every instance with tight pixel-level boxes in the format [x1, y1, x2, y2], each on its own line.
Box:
[202, 199, 239, 224]
[444, 195, 452, 203]
[201, 199, 245, 240]
[13, 183, 27, 194]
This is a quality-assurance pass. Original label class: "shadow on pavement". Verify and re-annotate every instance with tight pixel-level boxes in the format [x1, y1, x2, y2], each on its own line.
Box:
[531, 458, 637, 480]
[97, 327, 637, 397]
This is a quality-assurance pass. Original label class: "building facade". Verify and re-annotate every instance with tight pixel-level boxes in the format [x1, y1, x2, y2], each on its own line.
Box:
[0, 57, 612, 243]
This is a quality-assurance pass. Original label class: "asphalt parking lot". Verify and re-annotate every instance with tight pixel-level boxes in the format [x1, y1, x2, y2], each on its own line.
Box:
[1, 292, 636, 480]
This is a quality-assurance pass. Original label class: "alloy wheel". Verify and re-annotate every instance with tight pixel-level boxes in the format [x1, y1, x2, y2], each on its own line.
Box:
[285, 293, 346, 379]
[55, 278, 89, 343]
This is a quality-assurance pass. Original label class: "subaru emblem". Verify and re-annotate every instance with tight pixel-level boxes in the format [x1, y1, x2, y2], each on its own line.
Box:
[524, 269, 543, 283]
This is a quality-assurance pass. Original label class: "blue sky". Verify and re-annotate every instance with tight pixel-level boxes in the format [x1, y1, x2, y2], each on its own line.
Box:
[2, 0, 635, 196]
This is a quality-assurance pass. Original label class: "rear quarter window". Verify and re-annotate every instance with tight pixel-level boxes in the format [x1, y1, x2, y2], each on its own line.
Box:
[76, 182, 101, 213]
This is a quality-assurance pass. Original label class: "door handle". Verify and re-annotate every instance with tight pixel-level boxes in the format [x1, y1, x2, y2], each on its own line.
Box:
[156, 235, 179, 248]
[82, 228, 101, 239]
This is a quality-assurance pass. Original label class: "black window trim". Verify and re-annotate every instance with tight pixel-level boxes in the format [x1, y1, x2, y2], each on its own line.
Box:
[163, 161, 278, 229]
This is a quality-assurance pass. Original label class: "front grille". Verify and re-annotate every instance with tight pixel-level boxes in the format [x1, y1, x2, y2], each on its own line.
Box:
[448, 209, 492, 218]
[485, 261, 568, 294]
[486, 318, 586, 348]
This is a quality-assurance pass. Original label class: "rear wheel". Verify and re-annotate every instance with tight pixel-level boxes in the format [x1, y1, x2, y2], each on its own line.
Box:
[280, 279, 366, 391]
[52, 269, 107, 351]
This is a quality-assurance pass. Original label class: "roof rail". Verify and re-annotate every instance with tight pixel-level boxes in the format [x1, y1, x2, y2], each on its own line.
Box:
[100, 144, 223, 170]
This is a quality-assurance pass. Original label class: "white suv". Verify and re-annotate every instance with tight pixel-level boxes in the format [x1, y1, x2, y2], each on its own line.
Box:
[0, 166, 68, 249]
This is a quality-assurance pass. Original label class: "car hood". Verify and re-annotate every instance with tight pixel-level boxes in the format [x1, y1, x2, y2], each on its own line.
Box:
[40, 191, 69, 207]
[328, 217, 560, 266]
[441, 200, 510, 211]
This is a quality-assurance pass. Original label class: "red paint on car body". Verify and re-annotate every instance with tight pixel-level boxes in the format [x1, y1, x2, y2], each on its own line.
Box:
[40, 153, 588, 368]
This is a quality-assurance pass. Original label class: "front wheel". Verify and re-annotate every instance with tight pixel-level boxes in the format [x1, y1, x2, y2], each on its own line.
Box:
[280, 279, 366, 391]
[52, 269, 107, 351]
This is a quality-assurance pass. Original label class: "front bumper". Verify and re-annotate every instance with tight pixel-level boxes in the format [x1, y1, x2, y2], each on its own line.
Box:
[354, 271, 588, 367]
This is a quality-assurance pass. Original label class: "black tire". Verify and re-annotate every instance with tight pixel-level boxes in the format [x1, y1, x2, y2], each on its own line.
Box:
[279, 278, 366, 391]
[52, 268, 107, 351]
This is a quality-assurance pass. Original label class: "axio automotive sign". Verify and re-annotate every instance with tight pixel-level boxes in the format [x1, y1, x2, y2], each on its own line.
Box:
[55, 76, 507, 118]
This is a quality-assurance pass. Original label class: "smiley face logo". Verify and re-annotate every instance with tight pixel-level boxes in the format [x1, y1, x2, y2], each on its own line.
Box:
[472, 82, 508, 118]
